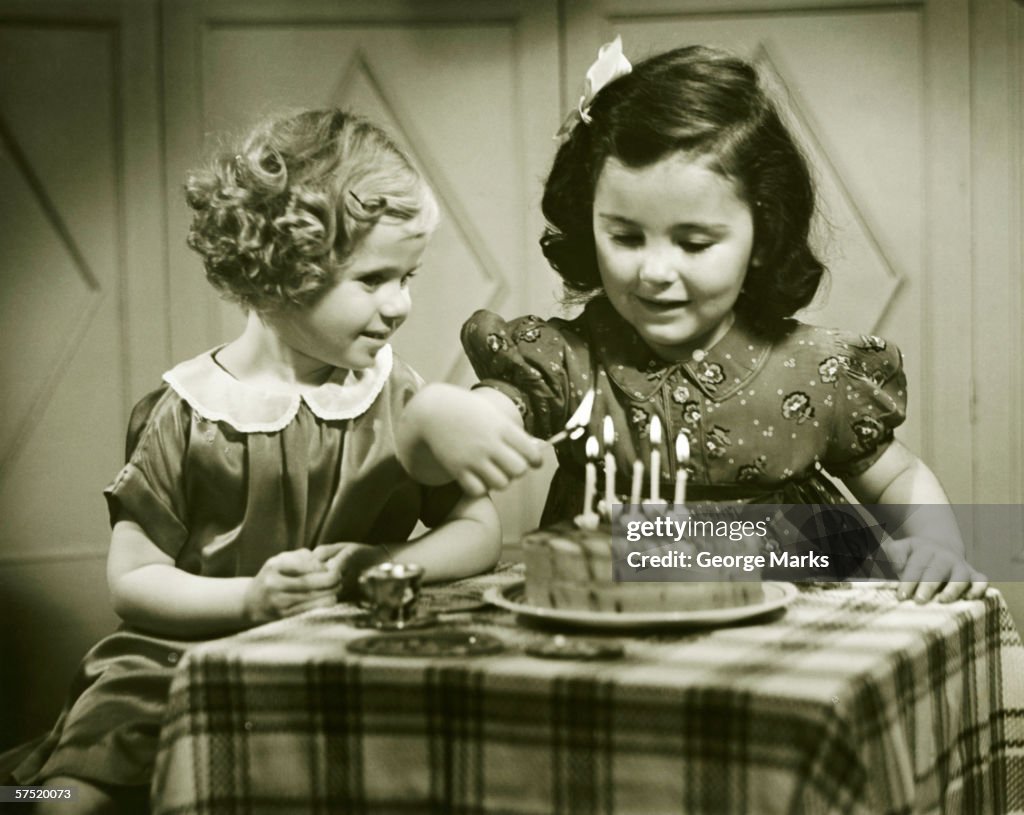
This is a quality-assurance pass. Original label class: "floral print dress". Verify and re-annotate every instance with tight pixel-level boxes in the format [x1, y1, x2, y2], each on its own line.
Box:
[461, 297, 906, 526]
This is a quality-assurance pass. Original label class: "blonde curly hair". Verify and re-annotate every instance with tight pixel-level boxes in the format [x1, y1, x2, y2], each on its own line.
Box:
[185, 109, 438, 312]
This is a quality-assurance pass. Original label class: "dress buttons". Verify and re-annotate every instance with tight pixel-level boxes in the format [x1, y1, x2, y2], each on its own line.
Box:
[167, 652, 180, 665]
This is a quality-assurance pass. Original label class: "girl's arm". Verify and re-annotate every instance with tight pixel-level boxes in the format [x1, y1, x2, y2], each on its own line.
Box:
[844, 440, 961, 552]
[107, 520, 343, 637]
[397, 383, 544, 496]
[110, 493, 501, 634]
[302, 494, 503, 600]
[387, 493, 502, 582]
[843, 440, 987, 602]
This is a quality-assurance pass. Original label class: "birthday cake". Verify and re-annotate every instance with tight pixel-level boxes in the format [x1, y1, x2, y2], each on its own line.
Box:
[521, 507, 767, 614]
[520, 396, 770, 613]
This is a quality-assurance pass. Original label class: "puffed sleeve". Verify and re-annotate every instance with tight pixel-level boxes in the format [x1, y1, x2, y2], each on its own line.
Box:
[822, 332, 908, 478]
[103, 386, 190, 558]
[461, 310, 572, 438]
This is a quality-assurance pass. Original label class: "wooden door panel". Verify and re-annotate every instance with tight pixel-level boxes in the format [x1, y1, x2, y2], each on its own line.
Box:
[566, 2, 1024, 603]
[567, 5, 924, 451]
[167, 4, 556, 383]
[0, 23, 124, 555]
[0, 0, 164, 748]
[199, 32, 516, 383]
[615, 13, 920, 322]
[163, 0, 560, 538]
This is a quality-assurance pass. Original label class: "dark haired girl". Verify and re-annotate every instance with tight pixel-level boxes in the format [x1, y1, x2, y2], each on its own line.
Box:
[398, 41, 986, 605]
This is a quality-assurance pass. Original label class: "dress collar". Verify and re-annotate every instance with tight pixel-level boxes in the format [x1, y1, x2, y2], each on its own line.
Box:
[585, 298, 771, 401]
[162, 344, 393, 432]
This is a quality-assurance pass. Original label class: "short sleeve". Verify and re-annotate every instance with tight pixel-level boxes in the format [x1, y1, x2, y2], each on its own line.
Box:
[103, 387, 190, 558]
[822, 333, 908, 478]
[460, 310, 571, 438]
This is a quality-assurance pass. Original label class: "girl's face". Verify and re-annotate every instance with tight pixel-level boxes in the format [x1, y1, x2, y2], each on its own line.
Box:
[592, 152, 754, 361]
[267, 215, 431, 372]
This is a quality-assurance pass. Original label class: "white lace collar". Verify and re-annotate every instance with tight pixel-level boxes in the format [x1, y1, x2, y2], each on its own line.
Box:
[162, 345, 393, 432]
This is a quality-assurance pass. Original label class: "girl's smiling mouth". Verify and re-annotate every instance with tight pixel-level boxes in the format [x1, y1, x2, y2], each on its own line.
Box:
[634, 295, 690, 311]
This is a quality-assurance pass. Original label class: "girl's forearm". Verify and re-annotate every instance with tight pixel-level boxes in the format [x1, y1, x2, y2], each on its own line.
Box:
[876, 503, 965, 556]
[875, 464, 963, 554]
[387, 495, 502, 582]
[111, 565, 255, 638]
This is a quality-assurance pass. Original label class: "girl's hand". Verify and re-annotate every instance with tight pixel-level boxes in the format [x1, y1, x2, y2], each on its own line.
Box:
[844, 443, 987, 603]
[885, 537, 988, 603]
[313, 542, 387, 601]
[244, 548, 344, 624]
[399, 384, 545, 497]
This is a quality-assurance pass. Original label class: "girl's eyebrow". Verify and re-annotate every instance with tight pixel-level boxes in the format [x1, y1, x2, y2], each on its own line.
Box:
[596, 213, 728, 231]
[355, 262, 423, 276]
[596, 213, 637, 225]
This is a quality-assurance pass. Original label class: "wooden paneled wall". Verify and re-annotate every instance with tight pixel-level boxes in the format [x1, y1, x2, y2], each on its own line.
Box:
[1, 0, 1021, 749]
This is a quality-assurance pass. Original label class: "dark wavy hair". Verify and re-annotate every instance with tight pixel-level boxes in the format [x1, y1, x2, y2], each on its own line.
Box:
[541, 45, 825, 335]
[185, 109, 437, 312]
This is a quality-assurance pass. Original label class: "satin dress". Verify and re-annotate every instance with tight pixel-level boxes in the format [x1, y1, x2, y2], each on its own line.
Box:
[3, 344, 460, 788]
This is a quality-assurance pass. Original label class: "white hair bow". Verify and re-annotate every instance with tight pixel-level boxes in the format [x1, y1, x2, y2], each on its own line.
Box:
[555, 35, 633, 142]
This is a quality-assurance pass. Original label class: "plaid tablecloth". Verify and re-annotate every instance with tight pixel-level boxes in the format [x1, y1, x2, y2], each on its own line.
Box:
[152, 564, 1024, 815]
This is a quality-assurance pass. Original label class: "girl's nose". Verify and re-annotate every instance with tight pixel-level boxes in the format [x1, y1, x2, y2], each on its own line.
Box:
[637, 246, 681, 286]
[378, 282, 411, 321]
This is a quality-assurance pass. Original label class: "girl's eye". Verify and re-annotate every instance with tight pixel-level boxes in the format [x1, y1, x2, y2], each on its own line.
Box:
[680, 241, 714, 253]
[610, 234, 643, 247]
[359, 274, 385, 289]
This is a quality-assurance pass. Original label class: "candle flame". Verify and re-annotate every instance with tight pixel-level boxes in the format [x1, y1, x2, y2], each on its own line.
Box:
[603, 415, 614, 445]
[585, 435, 599, 459]
[566, 389, 595, 430]
[649, 414, 662, 445]
[546, 389, 597, 446]
[675, 431, 689, 463]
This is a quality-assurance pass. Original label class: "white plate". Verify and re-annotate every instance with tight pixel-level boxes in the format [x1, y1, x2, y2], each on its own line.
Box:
[483, 581, 798, 630]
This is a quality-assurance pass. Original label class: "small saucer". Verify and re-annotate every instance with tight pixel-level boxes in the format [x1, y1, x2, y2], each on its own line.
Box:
[419, 589, 492, 615]
[350, 611, 439, 631]
[346, 629, 505, 657]
[525, 635, 624, 661]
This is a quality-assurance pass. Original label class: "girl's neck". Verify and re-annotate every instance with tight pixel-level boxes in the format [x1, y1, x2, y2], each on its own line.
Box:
[690, 311, 735, 361]
[649, 311, 736, 364]
[215, 311, 339, 395]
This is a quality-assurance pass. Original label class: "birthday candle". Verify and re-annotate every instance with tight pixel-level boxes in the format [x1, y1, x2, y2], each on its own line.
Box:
[583, 436, 599, 520]
[630, 459, 643, 507]
[649, 415, 662, 502]
[603, 416, 616, 510]
[674, 431, 689, 506]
